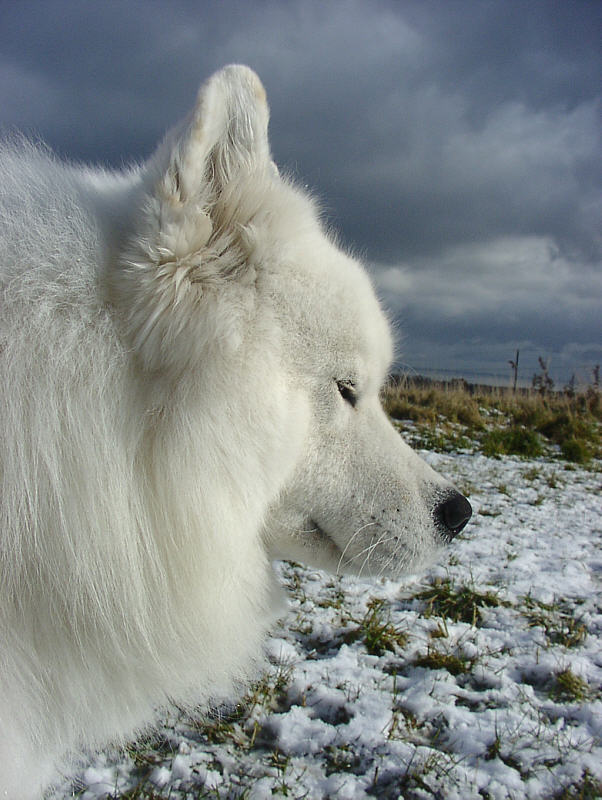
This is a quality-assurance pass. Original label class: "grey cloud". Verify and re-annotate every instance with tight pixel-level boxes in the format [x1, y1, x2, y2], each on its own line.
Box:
[0, 0, 599, 383]
[374, 233, 602, 384]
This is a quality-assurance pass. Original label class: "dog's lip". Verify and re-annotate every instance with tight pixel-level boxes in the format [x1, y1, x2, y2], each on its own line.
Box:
[310, 518, 333, 543]
[309, 519, 344, 556]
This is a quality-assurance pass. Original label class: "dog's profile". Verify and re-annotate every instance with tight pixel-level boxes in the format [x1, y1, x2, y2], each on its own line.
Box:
[0, 65, 470, 798]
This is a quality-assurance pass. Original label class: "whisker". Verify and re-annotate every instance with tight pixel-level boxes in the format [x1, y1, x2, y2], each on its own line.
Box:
[336, 520, 377, 574]
[378, 547, 400, 578]
[354, 533, 398, 577]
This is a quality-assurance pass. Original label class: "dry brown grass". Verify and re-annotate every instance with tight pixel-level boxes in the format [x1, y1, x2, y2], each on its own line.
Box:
[381, 377, 601, 462]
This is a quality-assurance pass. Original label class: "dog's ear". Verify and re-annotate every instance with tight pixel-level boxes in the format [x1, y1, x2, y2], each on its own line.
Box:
[114, 66, 274, 372]
[151, 64, 271, 208]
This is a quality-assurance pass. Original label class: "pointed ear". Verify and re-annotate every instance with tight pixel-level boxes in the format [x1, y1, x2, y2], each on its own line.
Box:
[157, 64, 272, 203]
[113, 66, 274, 373]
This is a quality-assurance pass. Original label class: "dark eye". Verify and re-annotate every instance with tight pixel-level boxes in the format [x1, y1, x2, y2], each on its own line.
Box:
[336, 380, 357, 408]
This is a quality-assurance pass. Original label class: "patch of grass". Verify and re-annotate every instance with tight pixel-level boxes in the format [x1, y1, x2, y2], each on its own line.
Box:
[117, 788, 170, 800]
[481, 426, 543, 458]
[198, 709, 247, 745]
[549, 668, 589, 703]
[478, 508, 501, 517]
[246, 664, 293, 715]
[315, 580, 346, 610]
[382, 383, 484, 429]
[280, 563, 308, 603]
[124, 736, 175, 769]
[523, 466, 541, 481]
[429, 620, 449, 639]
[484, 736, 523, 772]
[484, 736, 502, 761]
[522, 596, 587, 648]
[265, 749, 295, 797]
[368, 749, 452, 798]
[323, 744, 362, 775]
[104, 736, 191, 799]
[384, 392, 436, 424]
[382, 377, 601, 462]
[561, 437, 592, 464]
[553, 769, 602, 800]
[346, 598, 409, 656]
[387, 699, 421, 741]
[411, 425, 472, 454]
[414, 647, 474, 676]
[538, 412, 597, 458]
[413, 577, 503, 627]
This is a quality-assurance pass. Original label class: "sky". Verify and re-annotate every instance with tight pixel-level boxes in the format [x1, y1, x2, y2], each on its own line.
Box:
[1, 0, 600, 386]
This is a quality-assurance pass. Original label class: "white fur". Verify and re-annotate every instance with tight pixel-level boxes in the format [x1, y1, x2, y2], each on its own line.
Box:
[0, 66, 460, 798]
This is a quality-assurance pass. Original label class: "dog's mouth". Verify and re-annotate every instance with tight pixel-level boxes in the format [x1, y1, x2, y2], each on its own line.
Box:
[309, 519, 347, 561]
[309, 519, 338, 548]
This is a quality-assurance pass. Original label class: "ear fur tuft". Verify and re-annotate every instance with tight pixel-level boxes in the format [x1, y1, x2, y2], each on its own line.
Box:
[111, 66, 273, 372]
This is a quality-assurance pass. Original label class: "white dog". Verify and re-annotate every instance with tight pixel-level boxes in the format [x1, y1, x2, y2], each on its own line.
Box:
[0, 66, 470, 798]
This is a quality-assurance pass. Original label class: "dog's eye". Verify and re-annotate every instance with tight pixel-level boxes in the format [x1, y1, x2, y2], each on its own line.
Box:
[336, 380, 357, 408]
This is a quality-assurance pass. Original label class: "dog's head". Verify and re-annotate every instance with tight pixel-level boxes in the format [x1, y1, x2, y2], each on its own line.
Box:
[115, 65, 471, 578]
[262, 230, 472, 577]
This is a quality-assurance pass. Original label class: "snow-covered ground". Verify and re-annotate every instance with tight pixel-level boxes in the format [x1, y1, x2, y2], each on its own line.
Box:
[54, 449, 601, 799]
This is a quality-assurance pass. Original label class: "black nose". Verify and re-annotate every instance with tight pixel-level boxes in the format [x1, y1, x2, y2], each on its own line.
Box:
[435, 492, 472, 540]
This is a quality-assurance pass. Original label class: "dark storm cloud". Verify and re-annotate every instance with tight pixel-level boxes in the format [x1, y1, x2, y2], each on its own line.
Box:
[0, 0, 600, 383]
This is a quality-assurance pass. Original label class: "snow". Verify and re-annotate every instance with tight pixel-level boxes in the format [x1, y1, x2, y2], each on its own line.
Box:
[52, 450, 601, 799]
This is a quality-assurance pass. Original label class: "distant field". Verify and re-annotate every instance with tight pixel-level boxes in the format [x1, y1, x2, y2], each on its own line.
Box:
[381, 375, 601, 465]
